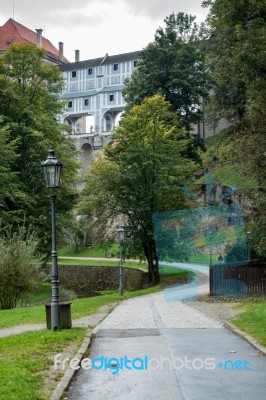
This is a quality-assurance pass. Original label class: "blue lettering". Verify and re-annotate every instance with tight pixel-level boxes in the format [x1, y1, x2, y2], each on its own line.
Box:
[92, 356, 104, 370]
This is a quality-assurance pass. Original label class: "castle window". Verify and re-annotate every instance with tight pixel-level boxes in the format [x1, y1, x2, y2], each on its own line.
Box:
[113, 63, 119, 71]
[88, 68, 93, 75]
[105, 115, 112, 132]
[84, 98, 89, 107]
[71, 71, 77, 78]
[68, 101, 73, 108]
[133, 60, 138, 68]
[109, 94, 115, 102]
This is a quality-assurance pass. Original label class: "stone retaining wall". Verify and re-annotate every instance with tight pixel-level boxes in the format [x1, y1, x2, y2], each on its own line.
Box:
[59, 264, 148, 296]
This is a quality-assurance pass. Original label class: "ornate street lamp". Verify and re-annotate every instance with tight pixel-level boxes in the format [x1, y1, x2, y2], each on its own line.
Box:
[117, 226, 125, 296]
[42, 149, 62, 331]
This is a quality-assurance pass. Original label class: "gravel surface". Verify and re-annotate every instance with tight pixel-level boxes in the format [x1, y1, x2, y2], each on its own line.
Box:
[95, 291, 223, 331]
[186, 301, 242, 323]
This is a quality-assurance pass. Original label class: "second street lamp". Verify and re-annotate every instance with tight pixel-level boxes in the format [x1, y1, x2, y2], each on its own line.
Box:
[42, 149, 62, 331]
[117, 226, 125, 296]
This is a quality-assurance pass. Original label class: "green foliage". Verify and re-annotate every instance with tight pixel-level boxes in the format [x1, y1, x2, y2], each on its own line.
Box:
[62, 214, 90, 253]
[204, 0, 266, 127]
[123, 12, 209, 130]
[0, 43, 78, 255]
[80, 95, 197, 283]
[199, 128, 238, 164]
[225, 239, 248, 263]
[0, 123, 18, 216]
[0, 226, 41, 309]
[59, 244, 106, 257]
[204, 1, 266, 255]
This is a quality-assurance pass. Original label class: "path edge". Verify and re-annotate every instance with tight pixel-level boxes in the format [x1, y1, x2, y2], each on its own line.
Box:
[224, 321, 266, 356]
[50, 306, 115, 400]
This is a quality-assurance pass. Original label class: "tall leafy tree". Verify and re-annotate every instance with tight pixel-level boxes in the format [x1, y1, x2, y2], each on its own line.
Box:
[203, 0, 266, 127]
[203, 0, 266, 256]
[0, 123, 18, 220]
[80, 95, 197, 284]
[0, 43, 78, 254]
[123, 12, 209, 130]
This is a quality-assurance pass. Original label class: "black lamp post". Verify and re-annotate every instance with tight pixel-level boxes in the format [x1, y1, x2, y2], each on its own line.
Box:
[117, 226, 125, 296]
[42, 149, 62, 331]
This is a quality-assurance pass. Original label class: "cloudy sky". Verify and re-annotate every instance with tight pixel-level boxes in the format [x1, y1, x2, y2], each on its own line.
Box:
[0, 0, 209, 62]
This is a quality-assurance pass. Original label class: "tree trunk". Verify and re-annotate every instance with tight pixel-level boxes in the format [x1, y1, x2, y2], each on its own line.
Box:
[144, 238, 160, 285]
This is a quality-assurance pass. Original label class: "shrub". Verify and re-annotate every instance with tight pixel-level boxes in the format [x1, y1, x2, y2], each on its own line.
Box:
[0, 227, 41, 309]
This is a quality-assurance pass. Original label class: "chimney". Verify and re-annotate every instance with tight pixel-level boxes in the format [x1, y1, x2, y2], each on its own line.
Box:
[59, 42, 64, 60]
[36, 29, 43, 48]
[75, 49, 80, 62]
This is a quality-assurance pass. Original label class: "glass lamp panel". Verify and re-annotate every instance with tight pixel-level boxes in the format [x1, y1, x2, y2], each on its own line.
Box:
[118, 227, 125, 241]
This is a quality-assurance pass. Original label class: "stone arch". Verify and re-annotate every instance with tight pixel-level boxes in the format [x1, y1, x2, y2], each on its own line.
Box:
[103, 113, 114, 132]
[114, 111, 123, 127]
[64, 117, 85, 134]
[64, 117, 74, 134]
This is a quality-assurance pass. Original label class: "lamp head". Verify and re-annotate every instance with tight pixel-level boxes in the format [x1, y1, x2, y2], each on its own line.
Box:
[117, 226, 125, 241]
[41, 149, 63, 188]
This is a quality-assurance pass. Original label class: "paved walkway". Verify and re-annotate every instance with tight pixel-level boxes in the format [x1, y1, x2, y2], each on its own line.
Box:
[67, 267, 266, 400]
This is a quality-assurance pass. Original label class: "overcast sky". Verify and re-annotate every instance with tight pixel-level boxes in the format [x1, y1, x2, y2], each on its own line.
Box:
[0, 0, 209, 62]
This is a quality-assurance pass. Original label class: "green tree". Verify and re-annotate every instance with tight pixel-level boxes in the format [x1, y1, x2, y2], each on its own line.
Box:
[0, 43, 78, 255]
[203, 0, 266, 127]
[123, 12, 209, 130]
[80, 95, 197, 284]
[0, 123, 18, 219]
[203, 0, 266, 256]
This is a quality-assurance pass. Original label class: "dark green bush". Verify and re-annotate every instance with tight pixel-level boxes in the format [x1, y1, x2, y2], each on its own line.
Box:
[0, 227, 41, 309]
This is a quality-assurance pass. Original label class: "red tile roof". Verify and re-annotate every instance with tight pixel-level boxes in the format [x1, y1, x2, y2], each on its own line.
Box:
[0, 18, 69, 64]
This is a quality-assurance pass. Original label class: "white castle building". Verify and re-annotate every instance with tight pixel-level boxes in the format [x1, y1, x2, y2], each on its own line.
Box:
[58, 50, 229, 175]
[58, 51, 140, 173]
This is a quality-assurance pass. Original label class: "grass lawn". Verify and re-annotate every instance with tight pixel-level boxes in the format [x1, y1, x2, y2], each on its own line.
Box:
[58, 258, 148, 269]
[58, 244, 118, 258]
[230, 300, 266, 347]
[186, 254, 210, 264]
[0, 328, 86, 400]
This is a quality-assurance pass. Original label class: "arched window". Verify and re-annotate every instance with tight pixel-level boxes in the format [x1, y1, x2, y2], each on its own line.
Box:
[105, 115, 112, 132]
